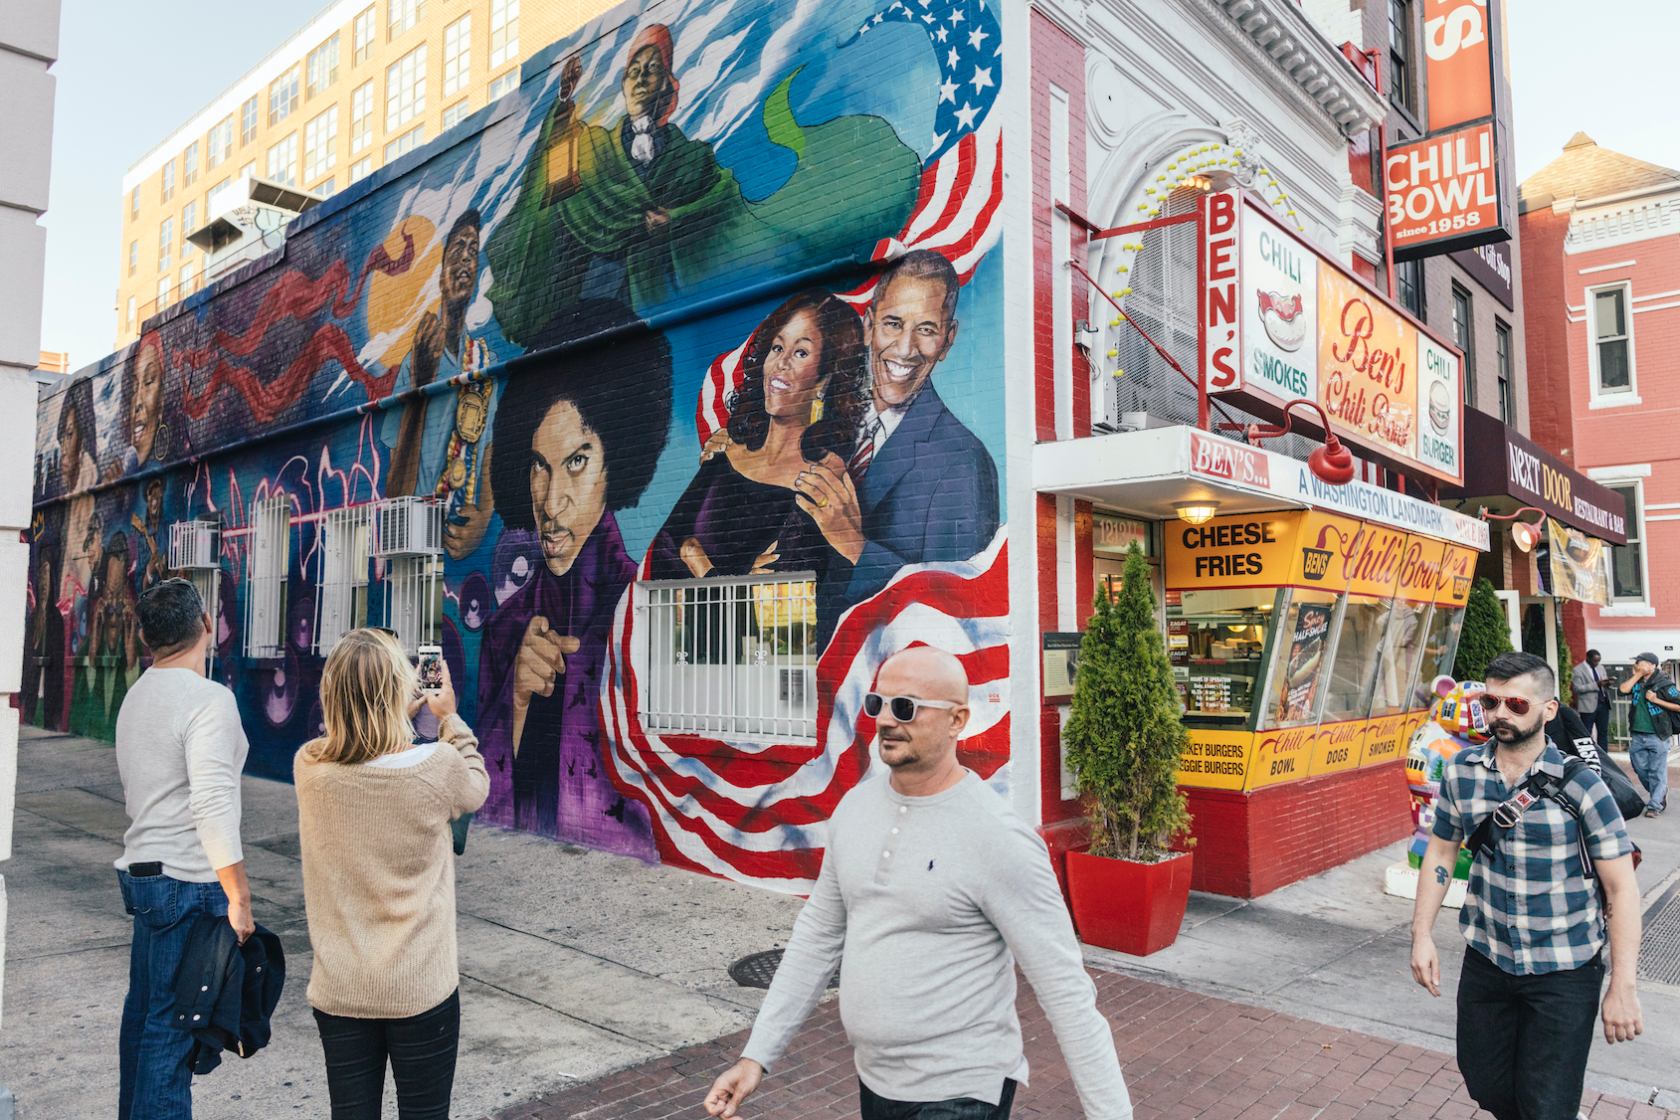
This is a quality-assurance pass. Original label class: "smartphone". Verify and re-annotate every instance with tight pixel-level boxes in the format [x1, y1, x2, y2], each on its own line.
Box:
[417, 644, 445, 692]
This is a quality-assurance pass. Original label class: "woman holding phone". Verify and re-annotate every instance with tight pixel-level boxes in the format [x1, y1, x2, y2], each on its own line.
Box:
[295, 628, 488, 1119]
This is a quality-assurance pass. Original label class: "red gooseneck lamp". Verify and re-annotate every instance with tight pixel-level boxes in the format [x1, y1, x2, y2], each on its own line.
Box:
[1478, 505, 1546, 553]
[1244, 399, 1356, 486]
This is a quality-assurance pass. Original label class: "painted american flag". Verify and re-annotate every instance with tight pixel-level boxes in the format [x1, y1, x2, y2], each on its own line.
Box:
[600, 0, 1009, 892]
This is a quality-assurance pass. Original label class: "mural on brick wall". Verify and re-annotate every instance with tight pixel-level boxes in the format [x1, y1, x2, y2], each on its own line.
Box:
[27, 0, 1006, 890]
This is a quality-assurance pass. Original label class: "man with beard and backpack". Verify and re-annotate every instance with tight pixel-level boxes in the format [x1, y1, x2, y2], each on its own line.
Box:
[1410, 652, 1642, 1120]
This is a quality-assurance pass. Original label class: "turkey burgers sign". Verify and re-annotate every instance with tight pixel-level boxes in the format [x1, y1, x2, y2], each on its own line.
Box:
[1202, 189, 1465, 485]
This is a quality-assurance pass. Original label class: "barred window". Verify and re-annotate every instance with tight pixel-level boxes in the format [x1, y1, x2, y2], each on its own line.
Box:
[642, 575, 818, 741]
[315, 506, 373, 652]
[245, 496, 291, 659]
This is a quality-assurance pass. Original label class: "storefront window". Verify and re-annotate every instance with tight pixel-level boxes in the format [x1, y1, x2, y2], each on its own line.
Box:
[1320, 595, 1390, 723]
[1371, 599, 1432, 716]
[1264, 589, 1341, 729]
[1167, 588, 1276, 725]
[1416, 605, 1464, 691]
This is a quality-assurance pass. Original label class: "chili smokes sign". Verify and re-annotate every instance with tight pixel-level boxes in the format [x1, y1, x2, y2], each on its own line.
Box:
[1201, 190, 1465, 486]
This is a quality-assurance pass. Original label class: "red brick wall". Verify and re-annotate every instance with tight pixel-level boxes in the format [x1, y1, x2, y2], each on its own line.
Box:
[1519, 208, 1573, 458]
[1185, 763, 1414, 897]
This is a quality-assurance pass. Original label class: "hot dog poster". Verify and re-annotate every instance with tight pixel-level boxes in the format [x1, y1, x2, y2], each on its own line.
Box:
[1276, 600, 1333, 725]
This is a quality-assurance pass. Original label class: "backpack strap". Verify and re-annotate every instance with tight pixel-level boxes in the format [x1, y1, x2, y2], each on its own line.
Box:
[1464, 757, 1596, 883]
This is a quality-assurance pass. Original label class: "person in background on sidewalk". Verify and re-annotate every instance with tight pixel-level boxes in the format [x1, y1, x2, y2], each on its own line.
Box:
[1410, 653, 1642, 1120]
[705, 647, 1130, 1120]
[1570, 649, 1611, 749]
[113, 578, 254, 1120]
[295, 629, 489, 1120]
[1618, 652, 1679, 818]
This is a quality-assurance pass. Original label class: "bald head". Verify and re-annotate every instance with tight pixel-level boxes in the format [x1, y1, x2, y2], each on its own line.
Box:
[877, 646, 969, 705]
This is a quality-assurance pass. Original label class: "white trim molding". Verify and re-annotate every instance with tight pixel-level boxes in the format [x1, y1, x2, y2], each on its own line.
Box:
[1586, 464, 1652, 480]
[1578, 260, 1637, 275]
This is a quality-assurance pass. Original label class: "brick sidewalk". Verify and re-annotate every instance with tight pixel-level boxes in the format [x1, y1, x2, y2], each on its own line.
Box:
[492, 970, 1669, 1120]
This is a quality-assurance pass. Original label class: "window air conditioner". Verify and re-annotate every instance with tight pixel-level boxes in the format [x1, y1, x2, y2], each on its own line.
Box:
[168, 520, 221, 571]
[373, 496, 443, 558]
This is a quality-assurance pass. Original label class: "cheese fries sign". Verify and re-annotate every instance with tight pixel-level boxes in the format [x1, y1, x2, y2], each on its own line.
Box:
[1201, 189, 1465, 486]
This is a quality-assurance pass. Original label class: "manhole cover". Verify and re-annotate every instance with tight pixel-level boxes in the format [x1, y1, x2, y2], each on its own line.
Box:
[728, 949, 839, 991]
[1640, 881, 1680, 986]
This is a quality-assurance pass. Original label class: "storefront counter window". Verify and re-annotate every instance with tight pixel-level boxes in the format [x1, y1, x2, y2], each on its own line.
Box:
[1415, 604, 1465, 692]
[1167, 588, 1275, 726]
[1371, 599, 1432, 716]
[1263, 589, 1340, 729]
[1320, 594, 1390, 723]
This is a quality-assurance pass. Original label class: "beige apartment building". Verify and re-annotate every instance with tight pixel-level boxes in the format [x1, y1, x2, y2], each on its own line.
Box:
[115, 0, 615, 348]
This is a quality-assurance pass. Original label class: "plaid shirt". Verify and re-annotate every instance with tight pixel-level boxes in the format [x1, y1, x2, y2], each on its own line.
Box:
[1432, 742, 1631, 975]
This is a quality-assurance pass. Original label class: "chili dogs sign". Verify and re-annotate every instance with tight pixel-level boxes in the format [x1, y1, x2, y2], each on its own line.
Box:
[1201, 190, 1465, 486]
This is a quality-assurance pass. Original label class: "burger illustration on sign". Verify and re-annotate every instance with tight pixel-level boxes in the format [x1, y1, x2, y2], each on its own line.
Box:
[1428, 380, 1452, 436]
[1257, 290, 1307, 352]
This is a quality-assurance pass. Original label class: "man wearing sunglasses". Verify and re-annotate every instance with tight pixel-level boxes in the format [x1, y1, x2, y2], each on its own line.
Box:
[1409, 652, 1642, 1120]
[705, 646, 1130, 1119]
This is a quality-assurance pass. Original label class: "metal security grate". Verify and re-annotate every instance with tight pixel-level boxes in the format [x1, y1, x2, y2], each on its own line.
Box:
[728, 949, 839, 991]
[1639, 882, 1680, 987]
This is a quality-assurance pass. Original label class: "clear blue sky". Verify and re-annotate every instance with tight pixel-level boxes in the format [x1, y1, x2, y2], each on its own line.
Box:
[36, 0, 1680, 373]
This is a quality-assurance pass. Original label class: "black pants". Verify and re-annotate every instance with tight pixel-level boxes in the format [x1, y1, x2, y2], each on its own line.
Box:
[1588, 702, 1611, 749]
[313, 990, 461, 1120]
[859, 1078, 1016, 1119]
[1456, 947, 1602, 1120]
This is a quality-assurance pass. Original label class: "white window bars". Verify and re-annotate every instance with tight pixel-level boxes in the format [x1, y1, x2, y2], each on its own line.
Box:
[640, 574, 819, 742]
[244, 496, 290, 659]
[314, 505, 373, 653]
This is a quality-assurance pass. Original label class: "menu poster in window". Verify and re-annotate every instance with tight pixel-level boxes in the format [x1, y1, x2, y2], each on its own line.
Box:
[1278, 602, 1333, 724]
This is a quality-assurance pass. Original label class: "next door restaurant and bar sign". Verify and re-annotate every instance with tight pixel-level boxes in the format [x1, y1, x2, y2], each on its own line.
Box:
[1201, 189, 1465, 486]
[1459, 411, 1629, 545]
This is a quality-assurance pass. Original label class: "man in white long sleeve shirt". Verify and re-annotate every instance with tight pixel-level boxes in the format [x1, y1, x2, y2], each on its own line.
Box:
[706, 647, 1131, 1119]
[113, 578, 254, 1120]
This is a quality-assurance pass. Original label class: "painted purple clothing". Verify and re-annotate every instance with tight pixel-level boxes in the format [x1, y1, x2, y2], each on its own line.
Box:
[648, 455, 835, 583]
[476, 513, 656, 858]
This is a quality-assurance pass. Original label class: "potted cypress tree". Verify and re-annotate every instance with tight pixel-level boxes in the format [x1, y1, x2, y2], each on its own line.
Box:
[1063, 542, 1194, 956]
[1452, 577, 1513, 682]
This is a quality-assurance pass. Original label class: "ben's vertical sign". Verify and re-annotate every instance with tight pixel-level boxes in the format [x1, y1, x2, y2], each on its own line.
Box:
[1384, 0, 1511, 259]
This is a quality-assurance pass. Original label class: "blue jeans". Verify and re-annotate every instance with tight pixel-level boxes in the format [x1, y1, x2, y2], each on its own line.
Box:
[1456, 946, 1603, 1120]
[1629, 731, 1670, 811]
[859, 1079, 1016, 1119]
[118, 869, 229, 1120]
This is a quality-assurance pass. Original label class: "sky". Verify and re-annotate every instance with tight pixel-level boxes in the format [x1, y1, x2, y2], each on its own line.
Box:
[35, 0, 1680, 374]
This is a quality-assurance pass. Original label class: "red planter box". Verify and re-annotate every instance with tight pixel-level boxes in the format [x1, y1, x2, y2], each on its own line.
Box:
[1065, 849, 1194, 956]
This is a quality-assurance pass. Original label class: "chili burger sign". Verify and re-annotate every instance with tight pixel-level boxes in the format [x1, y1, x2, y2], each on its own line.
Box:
[1201, 189, 1466, 486]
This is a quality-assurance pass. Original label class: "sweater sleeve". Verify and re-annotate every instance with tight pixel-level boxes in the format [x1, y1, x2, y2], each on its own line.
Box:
[440, 714, 490, 817]
[185, 690, 246, 870]
[740, 843, 847, 1075]
[980, 817, 1132, 1120]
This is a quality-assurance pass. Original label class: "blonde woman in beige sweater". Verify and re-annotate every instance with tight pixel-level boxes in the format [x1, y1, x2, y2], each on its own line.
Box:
[296, 628, 489, 1120]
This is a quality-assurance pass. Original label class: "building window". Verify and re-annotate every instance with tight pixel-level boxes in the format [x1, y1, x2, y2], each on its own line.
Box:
[488, 69, 518, 102]
[315, 506, 373, 652]
[245, 496, 291, 659]
[208, 116, 233, 167]
[641, 576, 819, 741]
[490, 0, 519, 69]
[269, 67, 300, 126]
[158, 216, 173, 270]
[350, 80, 374, 155]
[181, 201, 198, 254]
[1590, 284, 1633, 397]
[180, 263, 196, 298]
[130, 184, 140, 217]
[1451, 283, 1474, 407]
[267, 133, 299, 187]
[315, 176, 336, 197]
[208, 177, 233, 213]
[239, 160, 256, 182]
[353, 5, 376, 64]
[350, 156, 373, 182]
[387, 0, 421, 40]
[1388, 0, 1416, 115]
[444, 14, 471, 97]
[383, 125, 424, 162]
[1606, 483, 1644, 601]
[126, 296, 137, 331]
[386, 46, 426, 132]
[128, 239, 139, 276]
[307, 34, 340, 97]
[241, 95, 259, 145]
[156, 274, 171, 306]
[304, 106, 339, 182]
[160, 160, 175, 203]
[1395, 258, 1424, 317]
[1495, 319, 1512, 423]
[182, 141, 199, 186]
[442, 99, 470, 131]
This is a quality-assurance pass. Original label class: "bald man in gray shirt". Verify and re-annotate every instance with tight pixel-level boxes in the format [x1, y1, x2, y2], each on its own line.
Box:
[706, 647, 1131, 1119]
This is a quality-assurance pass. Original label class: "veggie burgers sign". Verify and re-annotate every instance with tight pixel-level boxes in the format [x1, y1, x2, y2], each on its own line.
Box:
[1201, 189, 1465, 486]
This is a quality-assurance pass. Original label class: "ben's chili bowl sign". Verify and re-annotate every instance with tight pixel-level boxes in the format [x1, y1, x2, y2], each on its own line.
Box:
[1203, 191, 1465, 486]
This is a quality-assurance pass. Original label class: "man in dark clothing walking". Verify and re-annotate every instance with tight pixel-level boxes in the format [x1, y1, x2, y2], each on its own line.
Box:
[1570, 649, 1611, 748]
[1618, 652, 1679, 817]
[1410, 652, 1642, 1120]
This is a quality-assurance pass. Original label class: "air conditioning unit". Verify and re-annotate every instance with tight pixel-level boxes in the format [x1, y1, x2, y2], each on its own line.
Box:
[373, 497, 443, 558]
[168, 520, 221, 570]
